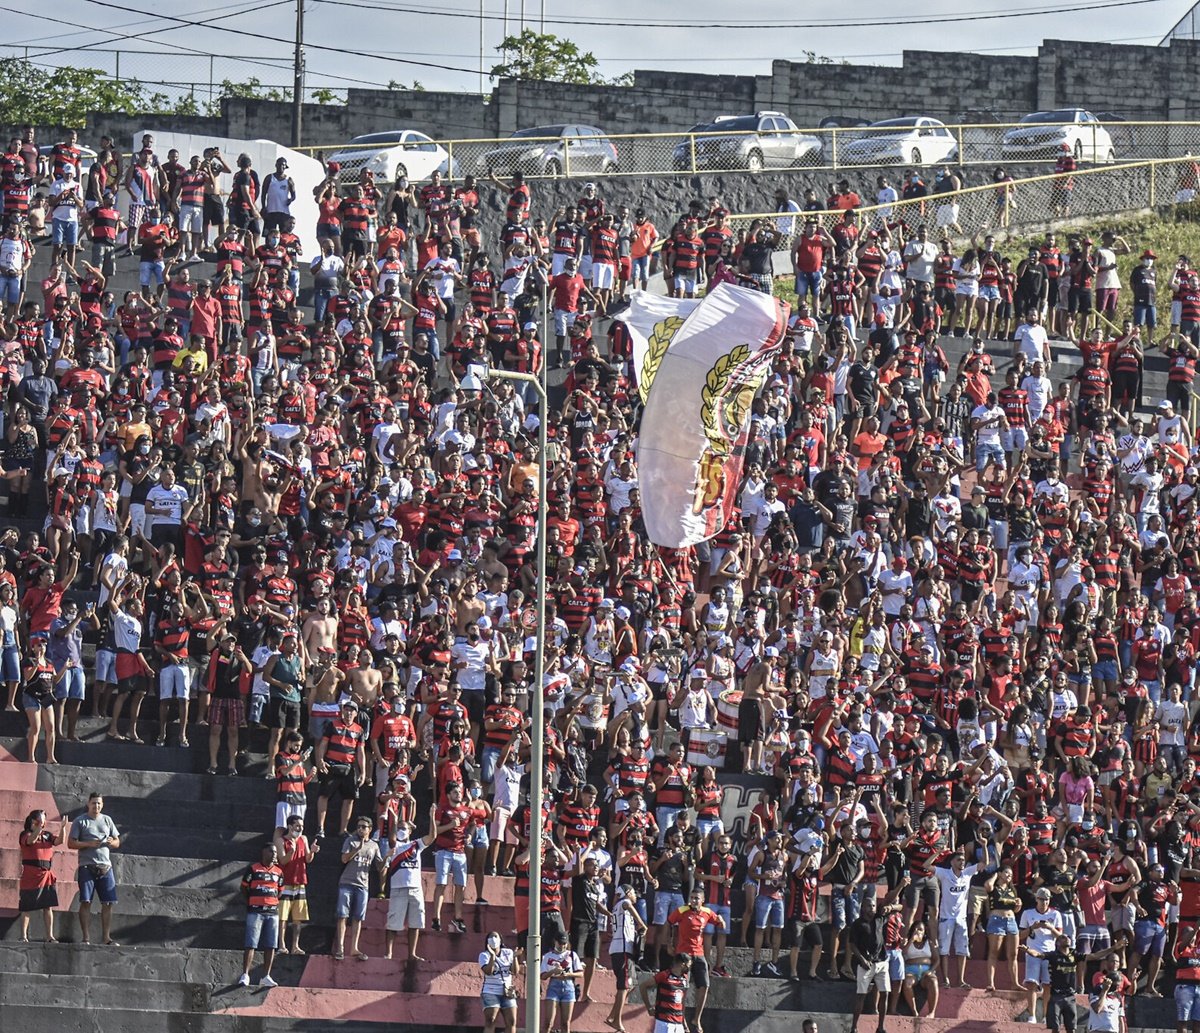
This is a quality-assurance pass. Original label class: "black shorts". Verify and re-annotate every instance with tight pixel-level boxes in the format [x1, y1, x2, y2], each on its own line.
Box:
[851, 400, 878, 422]
[540, 909, 567, 946]
[1068, 287, 1093, 314]
[342, 232, 368, 259]
[462, 689, 486, 730]
[204, 196, 225, 227]
[790, 919, 823, 949]
[263, 211, 289, 233]
[269, 697, 302, 731]
[738, 697, 763, 744]
[959, 581, 985, 605]
[319, 762, 359, 800]
[230, 208, 261, 236]
[689, 953, 710, 988]
[571, 919, 600, 960]
[19, 884, 59, 912]
[935, 287, 956, 312]
[610, 951, 635, 991]
[1167, 381, 1191, 410]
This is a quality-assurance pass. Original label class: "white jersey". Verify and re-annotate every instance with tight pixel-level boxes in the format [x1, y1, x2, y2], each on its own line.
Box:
[936, 863, 979, 922]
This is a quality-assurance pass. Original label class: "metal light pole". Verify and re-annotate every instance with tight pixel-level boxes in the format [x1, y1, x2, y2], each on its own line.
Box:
[483, 367, 546, 1033]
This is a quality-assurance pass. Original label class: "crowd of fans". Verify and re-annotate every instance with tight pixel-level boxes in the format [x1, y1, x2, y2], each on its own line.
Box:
[9, 122, 1200, 1033]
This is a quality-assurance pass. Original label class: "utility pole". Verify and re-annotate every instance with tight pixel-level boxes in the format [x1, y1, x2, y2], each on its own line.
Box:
[292, 0, 305, 148]
[479, 0, 485, 94]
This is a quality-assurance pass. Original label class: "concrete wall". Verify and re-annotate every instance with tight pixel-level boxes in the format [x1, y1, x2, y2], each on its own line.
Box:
[36, 36, 1200, 151]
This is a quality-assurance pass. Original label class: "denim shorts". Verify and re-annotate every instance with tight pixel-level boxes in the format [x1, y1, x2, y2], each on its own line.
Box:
[1093, 660, 1118, 682]
[546, 978, 577, 1003]
[52, 219, 79, 247]
[78, 865, 118, 905]
[469, 825, 488, 850]
[94, 649, 116, 683]
[830, 886, 861, 930]
[755, 896, 785, 929]
[1, 645, 19, 683]
[697, 817, 724, 840]
[653, 890, 685, 926]
[1134, 919, 1167, 957]
[481, 992, 517, 1011]
[435, 849, 467, 888]
[1178, 983, 1200, 1023]
[986, 913, 1018, 937]
[705, 903, 731, 936]
[336, 883, 369, 921]
[245, 910, 279, 949]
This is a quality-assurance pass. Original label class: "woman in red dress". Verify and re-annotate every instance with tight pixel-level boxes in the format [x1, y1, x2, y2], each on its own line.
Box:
[18, 809, 65, 942]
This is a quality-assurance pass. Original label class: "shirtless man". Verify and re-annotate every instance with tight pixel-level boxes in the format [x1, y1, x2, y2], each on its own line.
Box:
[739, 647, 780, 774]
[452, 575, 487, 635]
[347, 646, 383, 711]
[301, 596, 339, 662]
[305, 648, 347, 742]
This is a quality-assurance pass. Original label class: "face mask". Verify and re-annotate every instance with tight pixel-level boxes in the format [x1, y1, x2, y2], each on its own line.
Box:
[138, 444, 150, 455]
[470, 787, 482, 799]
[859, 829, 872, 840]
[394, 828, 409, 844]
[487, 933, 501, 951]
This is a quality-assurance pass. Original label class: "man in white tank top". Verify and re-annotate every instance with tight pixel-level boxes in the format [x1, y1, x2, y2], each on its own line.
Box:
[262, 157, 295, 234]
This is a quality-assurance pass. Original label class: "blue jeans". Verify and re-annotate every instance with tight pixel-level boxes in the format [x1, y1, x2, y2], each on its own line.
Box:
[481, 746, 501, 784]
[54, 666, 85, 701]
[313, 286, 336, 324]
[653, 890, 684, 926]
[336, 883, 369, 921]
[794, 268, 823, 301]
[830, 885, 861, 930]
[244, 910, 279, 949]
[632, 255, 650, 283]
[975, 440, 1005, 472]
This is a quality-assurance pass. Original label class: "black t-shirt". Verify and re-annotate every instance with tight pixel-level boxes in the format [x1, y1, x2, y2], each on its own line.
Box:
[742, 242, 772, 276]
[1046, 948, 1078, 995]
[827, 841, 864, 886]
[571, 873, 604, 926]
[848, 362, 879, 404]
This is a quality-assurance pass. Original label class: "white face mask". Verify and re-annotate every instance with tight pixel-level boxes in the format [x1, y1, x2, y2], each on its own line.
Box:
[487, 933, 501, 951]
[394, 828, 409, 844]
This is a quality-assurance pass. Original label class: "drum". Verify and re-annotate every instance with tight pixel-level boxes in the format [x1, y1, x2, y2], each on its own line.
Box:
[716, 689, 742, 734]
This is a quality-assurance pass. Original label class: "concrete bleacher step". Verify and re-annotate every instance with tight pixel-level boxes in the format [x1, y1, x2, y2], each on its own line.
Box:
[0, 971, 211, 1013]
[0, 1006, 433, 1033]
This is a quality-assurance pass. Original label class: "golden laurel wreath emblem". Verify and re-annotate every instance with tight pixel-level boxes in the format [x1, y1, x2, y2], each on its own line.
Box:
[638, 315, 685, 403]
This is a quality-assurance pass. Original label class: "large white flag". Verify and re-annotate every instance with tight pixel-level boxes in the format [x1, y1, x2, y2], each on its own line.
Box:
[619, 291, 700, 403]
[637, 283, 789, 549]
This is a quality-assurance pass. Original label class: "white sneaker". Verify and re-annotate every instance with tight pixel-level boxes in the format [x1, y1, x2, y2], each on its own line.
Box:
[238, 973, 251, 987]
[1026, 1017, 1038, 1024]
[259, 975, 278, 988]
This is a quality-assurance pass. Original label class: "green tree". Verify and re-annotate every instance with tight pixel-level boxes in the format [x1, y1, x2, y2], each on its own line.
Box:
[490, 29, 627, 85]
[0, 58, 149, 127]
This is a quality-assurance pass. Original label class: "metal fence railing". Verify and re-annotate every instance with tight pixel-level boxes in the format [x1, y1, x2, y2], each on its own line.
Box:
[708, 157, 1198, 248]
[293, 121, 1200, 184]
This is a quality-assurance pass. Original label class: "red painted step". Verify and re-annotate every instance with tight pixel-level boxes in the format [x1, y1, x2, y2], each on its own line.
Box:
[297, 955, 618, 998]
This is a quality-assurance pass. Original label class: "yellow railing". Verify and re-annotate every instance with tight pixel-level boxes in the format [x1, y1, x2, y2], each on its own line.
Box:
[288, 120, 1200, 183]
[700, 156, 1196, 246]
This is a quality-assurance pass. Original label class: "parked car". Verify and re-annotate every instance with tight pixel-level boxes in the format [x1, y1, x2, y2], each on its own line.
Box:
[476, 125, 618, 178]
[1001, 108, 1116, 162]
[326, 129, 455, 185]
[839, 117, 958, 167]
[673, 112, 823, 172]
[818, 116, 870, 129]
[38, 144, 97, 180]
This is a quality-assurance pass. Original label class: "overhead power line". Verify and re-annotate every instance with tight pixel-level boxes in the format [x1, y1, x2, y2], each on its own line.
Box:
[317, 0, 1166, 29]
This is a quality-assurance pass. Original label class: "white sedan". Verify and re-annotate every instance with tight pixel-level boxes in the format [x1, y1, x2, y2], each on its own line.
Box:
[1001, 109, 1116, 163]
[326, 129, 456, 185]
[838, 117, 959, 167]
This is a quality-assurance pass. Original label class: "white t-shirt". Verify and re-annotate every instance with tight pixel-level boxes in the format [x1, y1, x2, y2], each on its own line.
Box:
[492, 762, 525, 812]
[479, 947, 517, 996]
[876, 569, 913, 617]
[1015, 323, 1048, 363]
[1158, 699, 1188, 746]
[50, 178, 81, 224]
[971, 404, 1005, 446]
[1020, 905, 1064, 954]
[451, 640, 489, 693]
[1095, 247, 1120, 290]
[936, 863, 980, 923]
[146, 483, 189, 525]
[423, 257, 461, 301]
[386, 838, 428, 890]
[903, 240, 938, 284]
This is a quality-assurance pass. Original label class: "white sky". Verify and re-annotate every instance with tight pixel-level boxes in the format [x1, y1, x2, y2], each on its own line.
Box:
[1, 0, 1189, 98]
